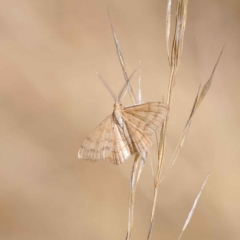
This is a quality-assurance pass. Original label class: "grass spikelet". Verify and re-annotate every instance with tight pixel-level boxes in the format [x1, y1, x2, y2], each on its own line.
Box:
[108, 9, 136, 104]
[147, 1, 189, 238]
[161, 46, 224, 182]
[177, 174, 210, 240]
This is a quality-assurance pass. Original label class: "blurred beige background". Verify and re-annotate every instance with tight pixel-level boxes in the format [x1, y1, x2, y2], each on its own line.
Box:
[0, 0, 240, 240]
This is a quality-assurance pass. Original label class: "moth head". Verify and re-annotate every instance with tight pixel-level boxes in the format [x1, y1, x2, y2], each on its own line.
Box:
[113, 102, 122, 109]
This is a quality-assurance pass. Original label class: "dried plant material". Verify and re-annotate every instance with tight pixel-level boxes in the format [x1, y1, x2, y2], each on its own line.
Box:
[148, 151, 155, 179]
[166, 0, 172, 64]
[147, 1, 189, 238]
[196, 45, 225, 108]
[177, 174, 210, 240]
[107, 11, 150, 238]
[108, 9, 136, 104]
[147, 125, 165, 240]
[126, 65, 148, 240]
[170, 0, 188, 72]
[161, 46, 224, 182]
[136, 152, 148, 182]
[78, 77, 169, 165]
[135, 66, 148, 183]
[126, 154, 140, 240]
[160, 86, 201, 182]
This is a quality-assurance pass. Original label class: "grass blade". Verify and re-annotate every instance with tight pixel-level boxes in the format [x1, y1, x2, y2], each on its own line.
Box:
[135, 63, 147, 184]
[126, 154, 140, 240]
[166, 0, 172, 65]
[107, 9, 136, 104]
[196, 45, 225, 108]
[160, 86, 201, 182]
[136, 152, 147, 183]
[161, 47, 224, 182]
[177, 174, 210, 240]
[171, 0, 188, 86]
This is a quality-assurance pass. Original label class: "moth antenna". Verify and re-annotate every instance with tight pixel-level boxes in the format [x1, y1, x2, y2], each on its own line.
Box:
[118, 69, 137, 102]
[95, 71, 117, 101]
[138, 61, 142, 104]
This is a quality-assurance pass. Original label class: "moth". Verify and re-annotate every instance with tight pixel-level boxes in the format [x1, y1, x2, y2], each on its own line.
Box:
[78, 73, 169, 165]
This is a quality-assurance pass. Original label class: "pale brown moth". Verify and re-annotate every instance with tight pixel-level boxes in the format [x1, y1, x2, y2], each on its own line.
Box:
[78, 73, 169, 165]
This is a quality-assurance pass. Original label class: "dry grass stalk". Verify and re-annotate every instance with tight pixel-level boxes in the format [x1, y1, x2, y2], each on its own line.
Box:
[126, 154, 140, 240]
[166, 0, 172, 64]
[135, 62, 148, 184]
[147, 1, 188, 238]
[108, 16, 137, 240]
[125, 62, 146, 240]
[108, 9, 136, 105]
[107, 11, 146, 240]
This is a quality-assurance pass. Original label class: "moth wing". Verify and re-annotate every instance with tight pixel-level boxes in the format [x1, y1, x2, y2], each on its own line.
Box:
[108, 124, 132, 165]
[78, 115, 114, 161]
[122, 102, 169, 152]
[78, 115, 131, 165]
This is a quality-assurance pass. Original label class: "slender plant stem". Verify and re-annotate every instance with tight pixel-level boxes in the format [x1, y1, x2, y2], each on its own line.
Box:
[147, 0, 188, 238]
[107, 11, 140, 239]
[147, 67, 176, 240]
[126, 154, 140, 240]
